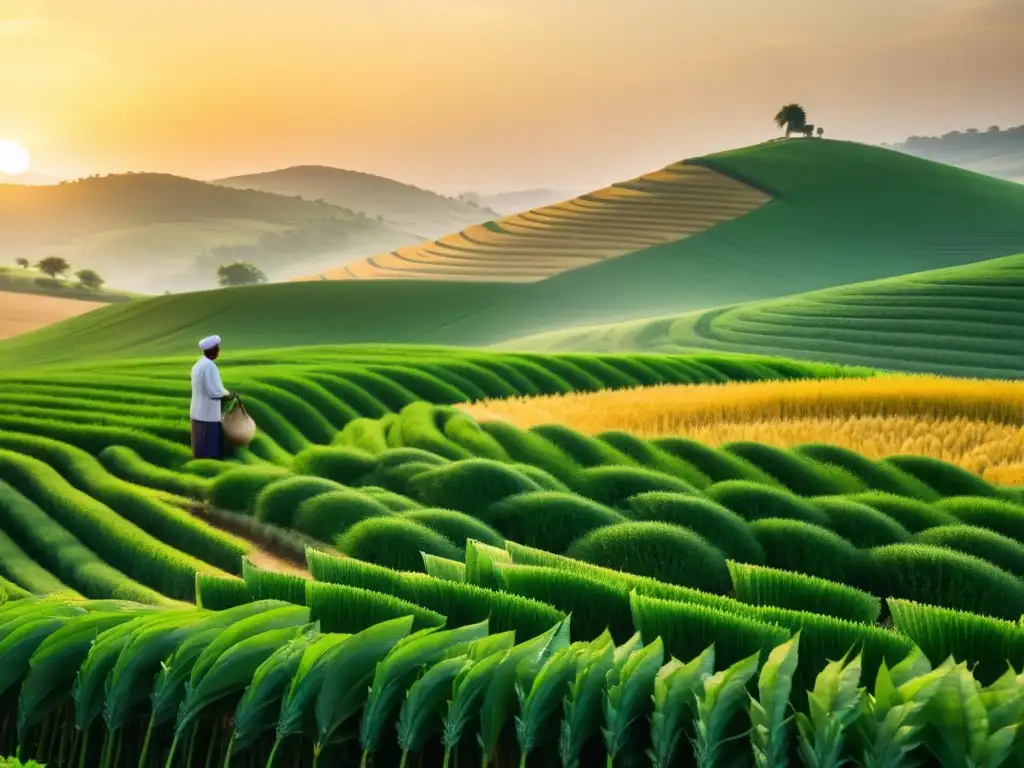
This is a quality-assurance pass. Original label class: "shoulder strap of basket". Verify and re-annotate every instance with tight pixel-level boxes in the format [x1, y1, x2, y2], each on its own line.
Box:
[232, 396, 249, 418]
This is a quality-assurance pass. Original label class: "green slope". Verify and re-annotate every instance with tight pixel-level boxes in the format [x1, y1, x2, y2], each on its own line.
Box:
[5, 139, 1024, 367]
[513, 252, 1024, 379]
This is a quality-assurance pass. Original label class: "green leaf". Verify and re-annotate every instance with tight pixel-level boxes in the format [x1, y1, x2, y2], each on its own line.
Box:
[603, 636, 664, 763]
[750, 633, 800, 768]
[0, 617, 71, 698]
[795, 651, 864, 768]
[397, 655, 471, 756]
[648, 644, 714, 768]
[231, 630, 312, 754]
[477, 618, 570, 765]
[360, 620, 490, 757]
[694, 651, 759, 768]
[517, 640, 585, 762]
[314, 615, 415, 754]
[275, 632, 349, 743]
[559, 632, 615, 768]
[442, 642, 513, 753]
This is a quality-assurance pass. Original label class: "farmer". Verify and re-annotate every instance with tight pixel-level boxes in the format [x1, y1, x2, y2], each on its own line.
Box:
[190, 335, 237, 459]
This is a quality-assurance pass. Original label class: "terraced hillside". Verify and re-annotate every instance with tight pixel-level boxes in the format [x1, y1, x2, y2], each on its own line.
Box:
[297, 162, 770, 282]
[3, 347, 1024, 766]
[516, 251, 1024, 379]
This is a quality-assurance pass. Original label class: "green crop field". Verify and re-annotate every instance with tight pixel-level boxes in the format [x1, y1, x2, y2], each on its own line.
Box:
[2, 344, 1024, 766]
[516, 251, 1024, 379]
[6, 138, 1024, 366]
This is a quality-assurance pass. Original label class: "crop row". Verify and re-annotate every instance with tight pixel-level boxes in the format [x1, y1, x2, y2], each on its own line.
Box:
[2, 589, 1022, 768]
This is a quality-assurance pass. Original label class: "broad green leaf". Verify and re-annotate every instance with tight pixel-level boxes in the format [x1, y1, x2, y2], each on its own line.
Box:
[104, 611, 205, 732]
[314, 615, 415, 755]
[750, 633, 800, 768]
[442, 645, 510, 753]
[559, 632, 615, 768]
[397, 655, 470, 756]
[275, 633, 349, 742]
[231, 630, 312, 754]
[694, 651, 759, 768]
[980, 667, 1024, 733]
[74, 615, 158, 730]
[151, 600, 293, 725]
[360, 620, 490, 757]
[477, 619, 571, 765]
[795, 651, 864, 768]
[648, 645, 715, 768]
[603, 636, 664, 763]
[0, 617, 70, 698]
[517, 640, 585, 762]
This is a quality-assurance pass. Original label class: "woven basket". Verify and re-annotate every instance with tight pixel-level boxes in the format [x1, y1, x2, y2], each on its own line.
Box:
[223, 397, 256, 446]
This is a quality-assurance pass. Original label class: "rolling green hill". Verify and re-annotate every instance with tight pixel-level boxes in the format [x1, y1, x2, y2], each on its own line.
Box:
[215, 165, 495, 238]
[5, 139, 1024, 366]
[512, 252, 1024, 379]
[0, 173, 416, 294]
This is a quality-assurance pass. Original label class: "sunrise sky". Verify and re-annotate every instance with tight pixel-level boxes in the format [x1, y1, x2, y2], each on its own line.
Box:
[2, 0, 1022, 194]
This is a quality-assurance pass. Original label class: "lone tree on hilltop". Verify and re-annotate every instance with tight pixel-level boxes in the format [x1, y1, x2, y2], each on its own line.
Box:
[217, 261, 267, 287]
[817, 126, 824, 138]
[35, 256, 70, 279]
[15, 257, 29, 269]
[775, 104, 808, 137]
[76, 269, 105, 290]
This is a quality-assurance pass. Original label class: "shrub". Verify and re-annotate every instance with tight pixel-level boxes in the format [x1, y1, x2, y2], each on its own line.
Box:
[567, 522, 730, 593]
[98, 446, 208, 499]
[912, 525, 1024, 578]
[254, 476, 344, 528]
[530, 424, 634, 468]
[578, 465, 699, 508]
[626, 491, 765, 564]
[406, 459, 542, 514]
[291, 446, 377, 485]
[508, 463, 570, 492]
[391, 402, 473, 460]
[361, 461, 438, 495]
[794, 444, 939, 501]
[208, 466, 292, 512]
[402, 508, 504, 549]
[813, 497, 910, 547]
[335, 417, 390, 454]
[496, 564, 634, 642]
[242, 558, 307, 605]
[195, 574, 251, 610]
[438, 408, 510, 460]
[749, 519, 865, 588]
[888, 598, 1024, 684]
[358, 486, 422, 512]
[480, 420, 580, 484]
[305, 581, 444, 634]
[885, 455, 1001, 498]
[722, 441, 865, 496]
[937, 496, 1024, 542]
[373, 447, 450, 470]
[484, 491, 624, 554]
[651, 438, 781, 485]
[306, 549, 564, 636]
[335, 518, 461, 572]
[870, 543, 1024, 620]
[0, 526, 76, 598]
[292, 489, 394, 542]
[707, 481, 830, 527]
[421, 554, 466, 582]
[596, 431, 711, 488]
[181, 459, 227, 478]
[631, 592, 789, 668]
[727, 561, 880, 624]
[847, 491, 957, 533]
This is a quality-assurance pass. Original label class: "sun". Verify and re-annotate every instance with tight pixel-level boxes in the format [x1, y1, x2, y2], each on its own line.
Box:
[0, 140, 31, 175]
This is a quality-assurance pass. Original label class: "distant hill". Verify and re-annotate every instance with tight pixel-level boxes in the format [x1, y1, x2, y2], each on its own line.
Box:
[0, 171, 62, 186]
[214, 165, 494, 238]
[887, 125, 1024, 184]
[458, 188, 573, 214]
[7, 139, 1024, 367]
[0, 172, 417, 293]
[512, 252, 1024, 379]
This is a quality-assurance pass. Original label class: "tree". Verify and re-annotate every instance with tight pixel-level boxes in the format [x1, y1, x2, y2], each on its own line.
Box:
[816, 126, 824, 138]
[774, 104, 807, 137]
[75, 269, 105, 290]
[14, 258, 29, 269]
[217, 261, 267, 287]
[35, 256, 70, 279]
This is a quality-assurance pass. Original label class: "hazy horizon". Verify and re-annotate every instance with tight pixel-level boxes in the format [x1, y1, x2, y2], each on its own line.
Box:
[3, 0, 1023, 195]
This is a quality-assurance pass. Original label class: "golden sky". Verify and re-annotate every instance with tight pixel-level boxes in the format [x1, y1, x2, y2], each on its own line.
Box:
[2, 0, 1022, 193]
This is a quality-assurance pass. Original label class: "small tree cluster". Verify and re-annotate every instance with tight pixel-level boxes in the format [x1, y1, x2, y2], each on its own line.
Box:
[217, 261, 268, 287]
[773, 104, 824, 139]
[19, 256, 106, 291]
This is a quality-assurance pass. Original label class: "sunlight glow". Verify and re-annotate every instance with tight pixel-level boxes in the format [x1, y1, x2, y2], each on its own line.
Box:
[0, 140, 31, 175]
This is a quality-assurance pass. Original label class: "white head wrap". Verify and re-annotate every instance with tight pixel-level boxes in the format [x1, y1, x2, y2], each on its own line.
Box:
[199, 335, 221, 351]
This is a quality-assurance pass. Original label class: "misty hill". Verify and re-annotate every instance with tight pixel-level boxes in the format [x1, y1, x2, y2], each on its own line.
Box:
[8, 139, 1024, 367]
[458, 188, 574, 214]
[0, 171, 62, 186]
[888, 125, 1024, 183]
[0, 172, 417, 294]
[214, 165, 494, 238]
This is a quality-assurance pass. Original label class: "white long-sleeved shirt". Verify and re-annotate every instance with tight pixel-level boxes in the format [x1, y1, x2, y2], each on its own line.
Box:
[190, 357, 229, 422]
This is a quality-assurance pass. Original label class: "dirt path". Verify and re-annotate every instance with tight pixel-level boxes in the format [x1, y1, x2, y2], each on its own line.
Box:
[0, 290, 107, 339]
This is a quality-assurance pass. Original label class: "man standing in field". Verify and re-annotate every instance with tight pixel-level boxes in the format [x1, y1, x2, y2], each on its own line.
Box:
[190, 335, 236, 459]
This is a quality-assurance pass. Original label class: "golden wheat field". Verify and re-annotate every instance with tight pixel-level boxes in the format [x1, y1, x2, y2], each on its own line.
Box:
[460, 375, 1024, 483]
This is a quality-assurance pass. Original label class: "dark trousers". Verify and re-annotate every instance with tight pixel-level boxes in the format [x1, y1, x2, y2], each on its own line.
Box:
[190, 419, 224, 460]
